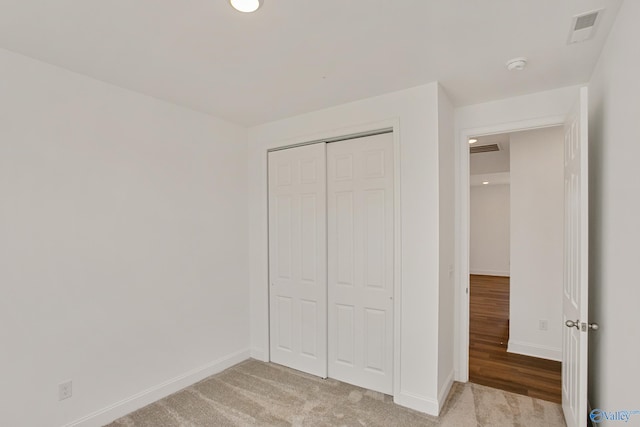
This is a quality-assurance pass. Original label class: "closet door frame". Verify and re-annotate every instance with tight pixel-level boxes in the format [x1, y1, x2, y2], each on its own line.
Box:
[265, 120, 402, 399]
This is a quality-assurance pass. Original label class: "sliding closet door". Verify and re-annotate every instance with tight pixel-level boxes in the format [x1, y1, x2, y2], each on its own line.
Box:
[268, 143, 327, 378]
[327, 133, 394, 394]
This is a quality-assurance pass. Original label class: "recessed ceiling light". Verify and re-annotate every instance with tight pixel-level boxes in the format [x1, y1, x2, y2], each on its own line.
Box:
[506, 57, 528, 71]
[230, 0, 262, 13]
[482, 181, 489, 185]
[468, 138, 478, 144]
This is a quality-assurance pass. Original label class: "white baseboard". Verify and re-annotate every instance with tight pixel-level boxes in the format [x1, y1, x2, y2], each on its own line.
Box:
[469, 269, 510, 277]
[393, 371, 454, 416]
[507, 340, 561, 361]
[250, 347, 268, 362]
[65, 348, 250, 427]
[437, 370, 455, 413]
[394, 390, 439, 416]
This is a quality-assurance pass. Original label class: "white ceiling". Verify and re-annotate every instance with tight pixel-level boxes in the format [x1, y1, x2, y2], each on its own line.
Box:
[0, 0, 623, 125]
[472, 134, 511, 153]
[470, 133, 510, 175]
[470, 173, 510, 187]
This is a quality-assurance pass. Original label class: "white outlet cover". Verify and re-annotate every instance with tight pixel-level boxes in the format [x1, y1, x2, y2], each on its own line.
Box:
[58, 381, 72, 401]
[539, 320, 548, 331]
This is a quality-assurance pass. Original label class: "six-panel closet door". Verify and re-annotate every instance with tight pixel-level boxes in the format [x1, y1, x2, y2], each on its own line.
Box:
[268, 133, 394, 394]
[327, 133, 394, 395]
[268, 143, 327, 378]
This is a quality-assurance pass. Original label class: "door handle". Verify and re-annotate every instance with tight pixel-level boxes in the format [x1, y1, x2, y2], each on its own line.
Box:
[565, 319, 580, 329]
[566, 319, 599, 331]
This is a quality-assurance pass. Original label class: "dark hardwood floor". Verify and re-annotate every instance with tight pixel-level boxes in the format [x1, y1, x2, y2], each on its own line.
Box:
[469, 274, 562, 403]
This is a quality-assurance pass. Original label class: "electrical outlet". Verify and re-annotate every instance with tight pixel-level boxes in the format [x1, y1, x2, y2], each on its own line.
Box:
[58, 381, 72, 401]
[539, 320, 548, 331]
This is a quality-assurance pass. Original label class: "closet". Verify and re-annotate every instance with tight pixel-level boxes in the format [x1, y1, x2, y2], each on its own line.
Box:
[268, 132, 394, 394]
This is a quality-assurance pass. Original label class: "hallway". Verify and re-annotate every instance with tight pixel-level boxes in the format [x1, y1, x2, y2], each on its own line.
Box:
[469, 275, 562, 403]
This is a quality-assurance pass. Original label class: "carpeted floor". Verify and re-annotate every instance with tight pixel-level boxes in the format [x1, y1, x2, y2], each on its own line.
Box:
[106, 359, 566, 426]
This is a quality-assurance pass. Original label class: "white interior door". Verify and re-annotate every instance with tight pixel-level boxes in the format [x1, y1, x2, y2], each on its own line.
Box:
[327, 133, 394, 394]
[562, 87, 589, 427]
[268, 143, 327, 378]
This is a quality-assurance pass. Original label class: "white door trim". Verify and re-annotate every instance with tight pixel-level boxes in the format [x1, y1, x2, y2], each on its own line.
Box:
[264, 118, 402, 399]
[455, 115, 567, 382]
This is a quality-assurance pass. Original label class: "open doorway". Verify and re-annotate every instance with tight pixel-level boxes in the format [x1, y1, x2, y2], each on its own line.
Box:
[467, 128, 563, 403]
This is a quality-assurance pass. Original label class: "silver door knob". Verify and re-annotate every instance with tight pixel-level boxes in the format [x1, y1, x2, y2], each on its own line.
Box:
[565, 319, 580, 329]
[588, 322, 599, 331]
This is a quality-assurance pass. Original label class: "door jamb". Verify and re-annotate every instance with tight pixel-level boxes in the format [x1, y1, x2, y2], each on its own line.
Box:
[455, 115, 566, 382]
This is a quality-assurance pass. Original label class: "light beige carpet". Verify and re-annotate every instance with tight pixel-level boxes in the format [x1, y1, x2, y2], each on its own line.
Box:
[106, 359, 565, 426]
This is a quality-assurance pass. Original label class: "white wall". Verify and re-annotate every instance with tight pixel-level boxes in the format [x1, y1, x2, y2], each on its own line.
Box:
[454, 85, 580, 380]
[470, 184, 510, 276]
[437, 85, 456, 409]
[588, 0, 640, 421]
[248, 83, 449, 414]
[508, 127, 564, 361]
[0, 49, 249, 427]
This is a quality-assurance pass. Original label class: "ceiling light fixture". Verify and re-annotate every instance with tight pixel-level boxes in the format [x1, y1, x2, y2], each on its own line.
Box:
[506, 57, 528, 71]
[230, 0, 262, 13]
[468, 138, 478, 144]
[482, 181, 489, 185]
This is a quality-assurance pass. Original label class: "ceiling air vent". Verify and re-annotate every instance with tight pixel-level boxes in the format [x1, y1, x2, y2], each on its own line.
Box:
[470, 144, 500, 154]
[568, 10, 602, 44]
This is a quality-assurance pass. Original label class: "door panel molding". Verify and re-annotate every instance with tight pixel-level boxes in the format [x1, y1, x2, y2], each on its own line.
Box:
[561, 87, 589, 427]
[268, 143, 327, 377]
[327, 133, 394, 394]
[265, 119, 401, 401]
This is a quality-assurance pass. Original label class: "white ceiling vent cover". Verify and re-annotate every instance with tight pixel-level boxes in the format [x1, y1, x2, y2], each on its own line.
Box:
[568, 10, 602, 44]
